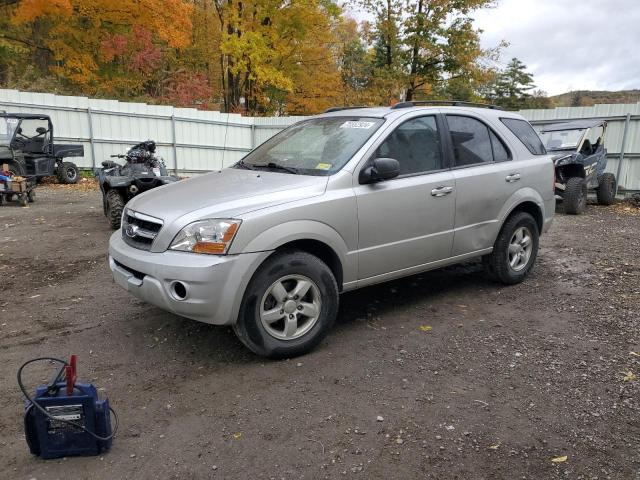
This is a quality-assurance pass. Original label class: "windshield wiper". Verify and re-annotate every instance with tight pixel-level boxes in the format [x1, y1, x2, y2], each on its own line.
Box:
[234, 159, 255, 170]
[255, 162, 300, 174]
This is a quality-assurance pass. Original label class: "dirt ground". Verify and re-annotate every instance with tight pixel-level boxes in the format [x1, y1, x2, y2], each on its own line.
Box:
[1, 184, 638, 480]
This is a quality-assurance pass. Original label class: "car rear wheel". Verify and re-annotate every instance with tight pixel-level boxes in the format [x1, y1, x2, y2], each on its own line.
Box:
[233, 250, 339, 358]
[596, 173, 616, 205]
[106, 190, 125, 229]
[484, 211, 539, 285]
[564, 176, 587, 214]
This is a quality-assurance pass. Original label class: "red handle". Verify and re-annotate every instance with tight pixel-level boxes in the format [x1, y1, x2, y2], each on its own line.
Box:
[65, 354, 77, 395]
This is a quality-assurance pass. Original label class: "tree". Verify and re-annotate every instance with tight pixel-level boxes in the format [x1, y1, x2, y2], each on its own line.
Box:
[356, 0, 496, 103]
[211, 0, 342, 114]
[492, 57, 536, 109]
[9, 0, 193, 98]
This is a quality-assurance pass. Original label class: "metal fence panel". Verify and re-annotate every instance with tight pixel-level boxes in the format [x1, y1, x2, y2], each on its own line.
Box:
[0, 89, 302, 174]
[1, 89, 638, 191]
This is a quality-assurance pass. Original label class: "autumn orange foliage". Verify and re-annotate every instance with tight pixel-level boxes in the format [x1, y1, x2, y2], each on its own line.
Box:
[0, 0, 512, 114]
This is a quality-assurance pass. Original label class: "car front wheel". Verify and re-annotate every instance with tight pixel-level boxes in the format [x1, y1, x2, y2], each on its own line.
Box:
[484, 211, 539, 285]
[233, 250, 339, 358]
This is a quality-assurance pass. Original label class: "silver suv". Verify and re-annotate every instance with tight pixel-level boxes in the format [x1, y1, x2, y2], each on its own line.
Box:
[109, 102, 554, 357]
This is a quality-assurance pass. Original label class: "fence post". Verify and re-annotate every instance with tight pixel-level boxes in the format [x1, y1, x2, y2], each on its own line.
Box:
[171, 114, 178, 175]
[251, 123, 256, 149]
[87, 107, 96, 169]
[615, 113, 631, 196]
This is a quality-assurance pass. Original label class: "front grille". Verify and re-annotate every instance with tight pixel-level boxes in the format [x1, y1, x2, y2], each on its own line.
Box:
[121, 209, 163, 251]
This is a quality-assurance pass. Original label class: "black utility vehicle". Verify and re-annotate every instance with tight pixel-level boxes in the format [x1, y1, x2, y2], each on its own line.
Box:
[539, 119, 616, 214]
[96, 140, 179, 229]
[0, 113, 83, 184]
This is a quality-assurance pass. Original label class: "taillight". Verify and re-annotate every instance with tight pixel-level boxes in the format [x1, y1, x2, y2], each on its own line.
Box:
[552, 158, 556, 189]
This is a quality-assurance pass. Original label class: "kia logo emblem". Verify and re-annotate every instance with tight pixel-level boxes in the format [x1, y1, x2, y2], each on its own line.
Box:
[125, 225, 139, 238]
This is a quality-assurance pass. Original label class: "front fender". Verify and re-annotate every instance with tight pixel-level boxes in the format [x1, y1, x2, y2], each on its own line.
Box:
[237, 220, 348, 261]
[231, 219, 353, 283]
[105, 176, 133, 188]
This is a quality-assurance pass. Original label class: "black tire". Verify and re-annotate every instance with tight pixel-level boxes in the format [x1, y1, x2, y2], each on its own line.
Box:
[19, 193, 28, 207]
[233, 250, 339, 359]
[106, 189, 125, 229]
[483, 211, 539, 285]
[57, 161, 79, 184]
[563, 176, 587, 215]
[596, 173, 616, 205]
[27, 189, 36, 203]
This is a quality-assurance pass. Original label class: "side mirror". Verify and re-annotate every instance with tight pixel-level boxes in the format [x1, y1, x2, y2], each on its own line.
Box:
[359, 157, 400, 184]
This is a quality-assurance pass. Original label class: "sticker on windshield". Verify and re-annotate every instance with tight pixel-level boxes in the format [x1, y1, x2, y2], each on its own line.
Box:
[315, 163, 332, 170]
[340, 121, 375, 129]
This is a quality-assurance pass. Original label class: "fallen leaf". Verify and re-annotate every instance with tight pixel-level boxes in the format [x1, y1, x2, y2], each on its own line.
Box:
[233, 432, 242, 439]
[551, 455, 568, 463]
[419, 325, 432, 332]
[622, 371, 637, 382]
[488, 443, 501, 450]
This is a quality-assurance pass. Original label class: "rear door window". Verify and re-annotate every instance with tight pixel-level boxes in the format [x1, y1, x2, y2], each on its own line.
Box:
[446, 115, 494, 167]
[490, 131, 510, 162]
[501, 118, 546, 155]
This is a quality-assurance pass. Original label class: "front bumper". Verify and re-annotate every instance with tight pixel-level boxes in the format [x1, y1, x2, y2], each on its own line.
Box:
[108, 232, 271, 325]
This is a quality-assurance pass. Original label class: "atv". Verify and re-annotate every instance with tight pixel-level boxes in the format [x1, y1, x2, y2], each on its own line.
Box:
[539, 119, 616, 215]
[0, 113, 83, 184]
[96, 140, 179, 229]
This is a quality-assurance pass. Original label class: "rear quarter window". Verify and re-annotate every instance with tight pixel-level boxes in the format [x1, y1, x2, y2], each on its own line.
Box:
[501, 118, 546, 155]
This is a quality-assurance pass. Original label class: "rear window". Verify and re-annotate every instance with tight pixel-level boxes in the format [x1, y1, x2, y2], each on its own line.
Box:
[501, 118, 546, 155]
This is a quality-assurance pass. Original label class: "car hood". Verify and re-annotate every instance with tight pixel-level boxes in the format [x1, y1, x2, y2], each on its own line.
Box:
[127, 167, 329, 227]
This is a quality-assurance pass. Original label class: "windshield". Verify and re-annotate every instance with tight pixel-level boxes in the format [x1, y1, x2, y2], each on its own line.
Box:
[238, 116, 385, 175]
[0, 117, 18, 146]
[539, 129, 585, 151]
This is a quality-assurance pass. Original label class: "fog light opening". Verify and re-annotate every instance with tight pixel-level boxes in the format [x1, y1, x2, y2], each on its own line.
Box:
[171, 281, 188, 300]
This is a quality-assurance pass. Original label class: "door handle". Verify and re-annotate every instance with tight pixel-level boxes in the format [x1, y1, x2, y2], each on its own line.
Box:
[431, 185, 454, 197]
[505, 173, 521, 183]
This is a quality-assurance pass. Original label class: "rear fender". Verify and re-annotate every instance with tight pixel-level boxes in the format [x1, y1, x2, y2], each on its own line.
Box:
[498, 187, 547, 230]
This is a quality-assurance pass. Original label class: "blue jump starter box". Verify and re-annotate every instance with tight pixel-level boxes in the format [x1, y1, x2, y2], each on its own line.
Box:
[23, 359, 113, 459]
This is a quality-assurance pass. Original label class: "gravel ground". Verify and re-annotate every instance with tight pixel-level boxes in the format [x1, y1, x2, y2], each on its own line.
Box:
[0, 184, 638, 480]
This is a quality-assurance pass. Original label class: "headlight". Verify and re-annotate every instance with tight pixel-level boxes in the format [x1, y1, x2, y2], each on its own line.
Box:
[169, 219, 241, 255]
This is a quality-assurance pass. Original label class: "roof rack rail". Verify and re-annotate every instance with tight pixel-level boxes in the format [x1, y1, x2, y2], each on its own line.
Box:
[391, 100, 501, 110]
[324, 106, 370, 113]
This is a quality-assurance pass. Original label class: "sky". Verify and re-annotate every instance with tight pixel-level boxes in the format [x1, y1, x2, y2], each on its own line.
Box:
[473, 0, 640, 95]
[346, 0, 640, 96]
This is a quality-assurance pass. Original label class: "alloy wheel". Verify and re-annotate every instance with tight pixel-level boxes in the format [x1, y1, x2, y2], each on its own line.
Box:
[508, 226, 533, 272]
[259, 274, 322, 340]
